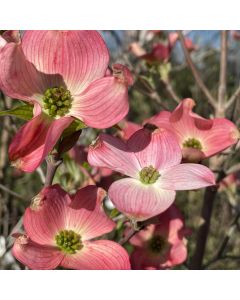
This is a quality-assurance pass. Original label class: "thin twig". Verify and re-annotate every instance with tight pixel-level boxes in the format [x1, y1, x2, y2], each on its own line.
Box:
[178, 30, 217, 109]
[119, 227, 139, 245]
[218, 31, 228, 116]
[226, 85, 240, 110]
[0, 184, 25, 201]
[36, 167, 46, 185]
[119, 215, 160, 245]
[162, 80, 181, 104]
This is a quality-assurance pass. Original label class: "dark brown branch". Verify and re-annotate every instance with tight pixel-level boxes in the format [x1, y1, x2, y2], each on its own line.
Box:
[178, 31, 216, 109]
[189, 157, 226, 269]
[204, 212, 240, 268]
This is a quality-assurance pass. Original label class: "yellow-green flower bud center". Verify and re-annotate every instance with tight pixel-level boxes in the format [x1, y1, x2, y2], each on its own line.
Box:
[43, 86, 72, 118]
[182, 138, 202, 150]
[55, 230, 83, 254]
[139, 165, 160, 184]
[149, 235, 166, 253]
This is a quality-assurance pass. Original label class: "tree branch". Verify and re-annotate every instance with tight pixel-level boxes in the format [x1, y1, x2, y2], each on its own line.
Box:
[0, 183, 25, 201]
[217, 31, 228, 116]
[225, 85, 240, 111]
[44, 154, 62, 188]
[189, 157, 226, 269]
[119, 227, 139, 245]
[118, 215, 160, 245]
[162, 79, 181, 104]
[178, 31, 216, 109]
[204, 211, 240, 268]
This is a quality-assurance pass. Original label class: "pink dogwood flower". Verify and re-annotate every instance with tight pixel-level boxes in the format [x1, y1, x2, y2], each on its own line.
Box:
[146, 98, 240, 162]
[0, 30, 132, 172]
[88, 127, 215, 221]
[129, 205, 189, 269]
[12, 184, 130, 270]
[141, 43, 171, 63]
[138, 32, 197, 64]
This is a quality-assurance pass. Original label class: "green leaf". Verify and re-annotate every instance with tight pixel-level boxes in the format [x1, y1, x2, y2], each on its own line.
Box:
[62, 119, 87, 137]
[0, 104, 33, 120]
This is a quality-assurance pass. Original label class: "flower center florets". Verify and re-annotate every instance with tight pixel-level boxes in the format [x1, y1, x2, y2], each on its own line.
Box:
[149, 235, 166, 253]
[139, 165, 160, 184]
[43, 86, 72, 118]
[55, 230, 83, 254]
[182, 138, 202, 150]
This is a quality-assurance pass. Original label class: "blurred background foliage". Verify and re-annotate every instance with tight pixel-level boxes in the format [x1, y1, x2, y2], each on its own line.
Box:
[0, 30, 240, 269]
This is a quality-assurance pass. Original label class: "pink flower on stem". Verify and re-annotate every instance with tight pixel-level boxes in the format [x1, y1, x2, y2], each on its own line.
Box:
[0, 30, 132, 172]
[129, 205, 189, 270]
[141, 43, 170, 63]
[146, 98, 240, 162]
[138, 32, 197, 64]
[12, 185, 130, 270]
[88, 127, 215, 221]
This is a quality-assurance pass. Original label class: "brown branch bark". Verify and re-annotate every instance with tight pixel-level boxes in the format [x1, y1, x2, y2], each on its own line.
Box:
[44, 154, 62, 188]
[178, 31, 216, 109]
[204, 211, 240, 268]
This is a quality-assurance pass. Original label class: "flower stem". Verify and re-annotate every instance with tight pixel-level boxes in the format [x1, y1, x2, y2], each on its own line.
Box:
[44, 154, 62, 187]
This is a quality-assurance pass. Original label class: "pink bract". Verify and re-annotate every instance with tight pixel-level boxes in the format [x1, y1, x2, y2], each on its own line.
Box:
[146, 98, 239, 162]
[129, 205, 189, 269]
[141, 43, 170, 63]
[0, 30, 132, 172]
[88, 127, 215, 221]
[12, 185, 130, 270]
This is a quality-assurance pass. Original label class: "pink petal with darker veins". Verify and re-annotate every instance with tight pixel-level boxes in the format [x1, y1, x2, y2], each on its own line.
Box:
[159, 163, 215, 190]
[22, 31, 109, 94]
[71, 75, 130, 129]
[127, 128, 182, 171]
[198, 118, 239, 157]
[24, 185, 71, 245]
[61, 240, 130, 270]
[9, 114, 73, 172]
[68, 185, 115, 240]
[108, 178, 176, 221]
[88, 133, 140, 178]
[0, 42, 49, 104]
[12, 236, 63, 270]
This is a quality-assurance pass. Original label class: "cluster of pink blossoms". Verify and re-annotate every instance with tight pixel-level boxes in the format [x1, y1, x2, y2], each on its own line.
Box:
[0, 30, 239, 270]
